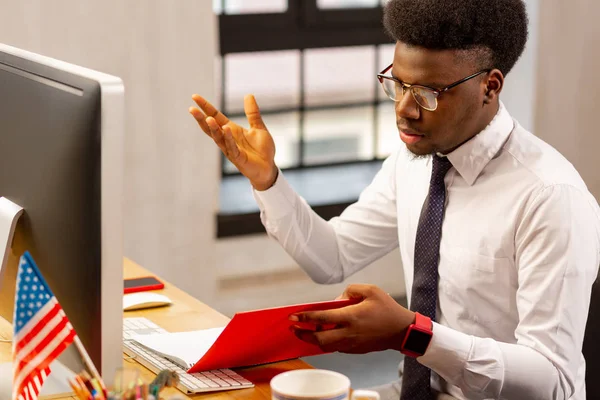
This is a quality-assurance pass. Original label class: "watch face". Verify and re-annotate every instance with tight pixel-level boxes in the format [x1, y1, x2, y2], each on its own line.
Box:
[404, 328, 432, 354]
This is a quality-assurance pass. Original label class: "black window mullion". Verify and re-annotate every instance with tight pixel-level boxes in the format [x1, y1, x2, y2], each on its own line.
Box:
[373, 44, 380, 161]
[299, 49, 306, 168]
[220, 54, 227, 177]
[226, 99, 385, 118]
[219, 0, 390, 55]
[303, 0, 383, 28]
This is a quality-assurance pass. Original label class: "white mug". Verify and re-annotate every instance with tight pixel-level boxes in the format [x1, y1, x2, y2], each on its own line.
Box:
[270, 369, 380, 400]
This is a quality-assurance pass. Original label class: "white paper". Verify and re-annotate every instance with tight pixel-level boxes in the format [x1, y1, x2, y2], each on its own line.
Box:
[131, 327, 225, 369]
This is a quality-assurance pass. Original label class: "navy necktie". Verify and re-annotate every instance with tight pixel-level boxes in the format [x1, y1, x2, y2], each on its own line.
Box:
[400, 155, 452, 400]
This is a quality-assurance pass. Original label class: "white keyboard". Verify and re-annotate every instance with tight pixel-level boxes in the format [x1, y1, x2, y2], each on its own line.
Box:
[123, 317, 254, 393]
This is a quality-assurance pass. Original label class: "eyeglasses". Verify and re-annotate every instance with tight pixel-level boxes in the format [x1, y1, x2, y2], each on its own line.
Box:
[377, 64, 491, 112]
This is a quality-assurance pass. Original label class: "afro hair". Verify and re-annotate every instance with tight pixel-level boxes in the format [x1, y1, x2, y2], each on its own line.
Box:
[383, 0, 528, 75]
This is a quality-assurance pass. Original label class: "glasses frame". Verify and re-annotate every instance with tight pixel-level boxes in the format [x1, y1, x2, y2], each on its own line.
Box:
[377, 63, 491, 111]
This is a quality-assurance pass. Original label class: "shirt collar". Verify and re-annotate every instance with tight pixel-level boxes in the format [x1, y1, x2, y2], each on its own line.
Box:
[442, 102, 514, 186]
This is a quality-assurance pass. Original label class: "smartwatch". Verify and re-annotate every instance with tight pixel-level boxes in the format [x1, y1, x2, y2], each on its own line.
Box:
[400, 312, 433, 358]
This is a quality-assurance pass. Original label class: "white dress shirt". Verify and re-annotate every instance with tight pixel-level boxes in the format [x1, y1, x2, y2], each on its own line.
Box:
[253, 103, 600, 400]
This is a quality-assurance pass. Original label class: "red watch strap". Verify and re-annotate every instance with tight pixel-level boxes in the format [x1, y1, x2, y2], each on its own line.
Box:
[414, 312, 432, 331]
[400, 312, 433, 357]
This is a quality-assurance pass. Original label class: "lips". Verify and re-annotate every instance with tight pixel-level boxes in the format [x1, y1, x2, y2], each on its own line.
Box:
[398, 126, 424, 145]
[397, 126, 423, 137]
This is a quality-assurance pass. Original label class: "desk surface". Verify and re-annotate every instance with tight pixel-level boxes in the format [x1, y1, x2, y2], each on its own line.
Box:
[0, 258, 313, 399]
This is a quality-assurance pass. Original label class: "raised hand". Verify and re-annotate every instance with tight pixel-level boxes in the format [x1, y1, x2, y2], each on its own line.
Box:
[189, 94, 278, 191]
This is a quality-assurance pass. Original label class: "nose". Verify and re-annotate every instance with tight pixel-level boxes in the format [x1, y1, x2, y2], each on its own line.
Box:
[395, 89, 420, 120]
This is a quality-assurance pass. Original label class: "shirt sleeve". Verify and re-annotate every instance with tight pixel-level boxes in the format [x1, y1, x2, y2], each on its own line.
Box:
[253, 151, 401, 284]
[418, 184, 600, 400]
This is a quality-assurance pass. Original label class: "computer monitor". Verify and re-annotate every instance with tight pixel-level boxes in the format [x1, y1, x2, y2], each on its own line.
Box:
[0, 43, 124, 385]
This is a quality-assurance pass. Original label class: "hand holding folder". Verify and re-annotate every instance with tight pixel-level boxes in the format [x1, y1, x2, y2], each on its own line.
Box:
[131, 299, 358, 372]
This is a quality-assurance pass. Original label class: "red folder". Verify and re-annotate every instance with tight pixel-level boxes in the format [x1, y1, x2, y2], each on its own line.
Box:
[187, 298, 357, 372]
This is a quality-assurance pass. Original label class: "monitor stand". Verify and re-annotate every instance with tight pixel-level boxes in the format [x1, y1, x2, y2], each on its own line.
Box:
[0, 197, 75, 399]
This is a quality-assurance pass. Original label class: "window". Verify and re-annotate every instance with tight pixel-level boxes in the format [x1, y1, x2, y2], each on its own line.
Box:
[216, 0, 394, 175]
[216, 0, 395, 236]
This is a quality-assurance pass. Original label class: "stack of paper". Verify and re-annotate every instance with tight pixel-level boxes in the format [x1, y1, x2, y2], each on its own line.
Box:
[132, 327, 225, 370]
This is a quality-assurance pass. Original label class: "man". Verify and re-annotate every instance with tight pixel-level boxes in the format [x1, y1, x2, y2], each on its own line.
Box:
[189, 0, 600, 398]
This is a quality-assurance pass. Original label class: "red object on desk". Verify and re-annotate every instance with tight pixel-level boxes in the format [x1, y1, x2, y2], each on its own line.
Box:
[187, 298, 358, 372]
[123, 276, 165, 294]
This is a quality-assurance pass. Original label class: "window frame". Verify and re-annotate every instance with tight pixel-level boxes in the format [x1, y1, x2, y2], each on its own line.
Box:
[216, 0, 393, 237]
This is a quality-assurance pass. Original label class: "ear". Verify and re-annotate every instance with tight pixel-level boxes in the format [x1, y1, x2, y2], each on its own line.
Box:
[483, 69, 504, 104]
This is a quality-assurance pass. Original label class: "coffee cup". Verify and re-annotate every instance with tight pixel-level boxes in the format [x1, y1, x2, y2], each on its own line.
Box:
[270, 369, 380, 400]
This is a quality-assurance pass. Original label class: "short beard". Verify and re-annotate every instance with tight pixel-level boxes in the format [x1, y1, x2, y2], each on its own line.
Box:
[403, 146, 433, 161]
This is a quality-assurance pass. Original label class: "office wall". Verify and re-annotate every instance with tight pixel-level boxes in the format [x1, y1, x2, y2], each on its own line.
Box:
[0, 0, 220, 302]
[535, 0, 600, 200]
[501, 0, 540, 132]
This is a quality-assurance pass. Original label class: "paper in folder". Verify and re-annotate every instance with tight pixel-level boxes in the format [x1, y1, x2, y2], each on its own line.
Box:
[131, 299, 357, 372]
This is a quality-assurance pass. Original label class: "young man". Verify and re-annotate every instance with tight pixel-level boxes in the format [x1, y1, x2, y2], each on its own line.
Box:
[190, 0, 600, 398]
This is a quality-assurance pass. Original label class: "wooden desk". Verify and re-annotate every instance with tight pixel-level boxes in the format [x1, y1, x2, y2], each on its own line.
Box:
[123, 258, 313, 399]
[0, 258, 313, 399]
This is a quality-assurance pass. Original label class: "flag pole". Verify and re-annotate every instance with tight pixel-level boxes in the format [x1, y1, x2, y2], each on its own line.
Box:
[72, 335, 107, 392]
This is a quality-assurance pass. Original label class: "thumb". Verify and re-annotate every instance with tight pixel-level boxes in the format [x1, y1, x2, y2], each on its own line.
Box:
[340, 284, 375, 300]
[244, 94, 267, 130]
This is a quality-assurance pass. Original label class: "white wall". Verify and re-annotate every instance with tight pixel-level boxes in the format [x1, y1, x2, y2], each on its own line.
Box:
[214, 234, 404, 315]
[501, 0, 539, 132]
[534, 0, 600, 200]
[0, 0, 220, 304]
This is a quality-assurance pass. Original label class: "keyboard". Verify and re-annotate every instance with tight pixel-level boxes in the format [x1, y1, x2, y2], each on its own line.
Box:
[123, 317, 254, 393]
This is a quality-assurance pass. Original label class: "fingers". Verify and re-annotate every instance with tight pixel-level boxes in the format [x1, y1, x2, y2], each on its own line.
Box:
[341, 284, 379, 300]
[244, 94, 267, 130]
[192, 94, 229, 126]
[223, 126, 243, 163]
[206, 117, 227, 153]
[290, 308, 350, 326]
[188, 106, 210, 136]
[291, 326, 349, 352]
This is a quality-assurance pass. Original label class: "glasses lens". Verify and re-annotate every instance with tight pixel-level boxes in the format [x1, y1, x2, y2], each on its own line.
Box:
[381, 78, 402, 101]
[411, 87, 438, 111]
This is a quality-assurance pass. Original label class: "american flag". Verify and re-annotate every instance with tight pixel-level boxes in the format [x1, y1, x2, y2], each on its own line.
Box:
[12, 251, 76, 400]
